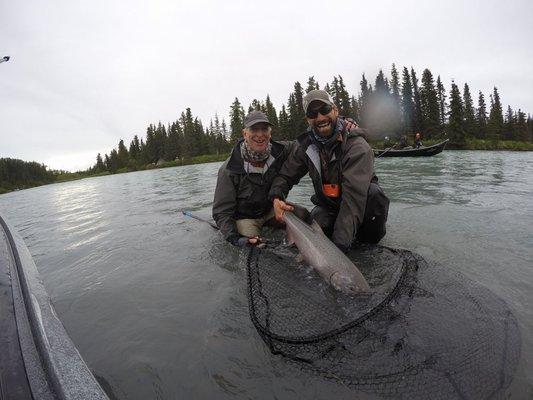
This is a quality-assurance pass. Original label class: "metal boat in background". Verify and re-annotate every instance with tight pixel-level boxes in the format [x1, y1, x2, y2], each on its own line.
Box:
[0, 214, 109, 400]
[373, 139, 449, 157]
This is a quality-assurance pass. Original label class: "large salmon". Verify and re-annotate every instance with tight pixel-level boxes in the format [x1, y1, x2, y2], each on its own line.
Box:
[283, 210, 371, 294]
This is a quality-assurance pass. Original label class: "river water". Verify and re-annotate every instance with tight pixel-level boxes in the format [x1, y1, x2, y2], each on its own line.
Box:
[0, 150, 531, 399]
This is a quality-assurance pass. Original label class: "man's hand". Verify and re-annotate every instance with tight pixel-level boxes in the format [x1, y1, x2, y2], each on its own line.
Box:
[344, 119, 358, 132]
[248, 236, 264, 246]
[273, 198, 294, 221]
[236, 236, 264, 247]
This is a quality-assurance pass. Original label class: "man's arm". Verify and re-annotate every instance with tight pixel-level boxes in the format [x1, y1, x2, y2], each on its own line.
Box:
[269, 141, 308, 200]
[332, 137, 374, 250]
[269, 141, 309, 219]
[212, 164, 243, 245]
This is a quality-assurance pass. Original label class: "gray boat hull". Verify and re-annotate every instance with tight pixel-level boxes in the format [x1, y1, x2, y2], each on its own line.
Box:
[0, 214, 109, 400]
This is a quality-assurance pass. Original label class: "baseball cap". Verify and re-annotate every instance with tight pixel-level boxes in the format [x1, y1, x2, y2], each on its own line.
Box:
[244, 110, 273, 128]
[303, 90, 334, 113]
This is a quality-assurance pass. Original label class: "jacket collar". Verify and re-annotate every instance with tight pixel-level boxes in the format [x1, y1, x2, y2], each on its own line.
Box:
[226, 139, 285, 174]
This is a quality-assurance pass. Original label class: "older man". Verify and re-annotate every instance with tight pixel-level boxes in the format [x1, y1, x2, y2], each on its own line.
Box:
[213, 110, 292, 247]
[269, 90, 389, 252]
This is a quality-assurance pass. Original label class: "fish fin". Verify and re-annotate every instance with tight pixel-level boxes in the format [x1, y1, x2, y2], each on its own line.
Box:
[310, 219, 323, 233]
[294, 252, 304, 263]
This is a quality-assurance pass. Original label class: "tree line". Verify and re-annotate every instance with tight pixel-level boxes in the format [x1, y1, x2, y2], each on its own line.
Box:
[94, 65, 532, 172]
[0, 158, 55, 193]
[2, 65, 532, 191]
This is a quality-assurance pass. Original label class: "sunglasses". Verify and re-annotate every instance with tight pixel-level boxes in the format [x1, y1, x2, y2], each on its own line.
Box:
[306, 104, 333, 119]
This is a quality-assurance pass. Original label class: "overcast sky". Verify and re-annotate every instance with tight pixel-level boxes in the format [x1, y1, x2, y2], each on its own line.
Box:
[1, 0, 532, 171]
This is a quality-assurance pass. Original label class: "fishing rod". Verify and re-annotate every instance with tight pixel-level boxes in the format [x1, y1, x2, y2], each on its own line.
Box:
[181, 210, 219, 230]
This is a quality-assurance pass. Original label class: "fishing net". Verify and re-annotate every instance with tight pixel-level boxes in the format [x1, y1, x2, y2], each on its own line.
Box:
[246, 244, 521, 399]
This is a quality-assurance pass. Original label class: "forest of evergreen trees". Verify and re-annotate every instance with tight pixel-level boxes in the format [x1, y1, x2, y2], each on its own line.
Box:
[0, 158, 55, 193]
[93, 65, 533, 173]
[2, 65, 532, 193]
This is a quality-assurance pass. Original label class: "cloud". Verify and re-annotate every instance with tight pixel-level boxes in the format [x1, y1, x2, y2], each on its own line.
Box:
[1, 0, 532, 171]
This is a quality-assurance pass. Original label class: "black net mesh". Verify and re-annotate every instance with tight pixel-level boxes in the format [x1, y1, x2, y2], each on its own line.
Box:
[246, 245, 521, 399]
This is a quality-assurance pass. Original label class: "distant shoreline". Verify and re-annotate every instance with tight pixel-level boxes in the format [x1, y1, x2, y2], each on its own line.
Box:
[0, 153, 229, 195]
[1, 144, 532, 195]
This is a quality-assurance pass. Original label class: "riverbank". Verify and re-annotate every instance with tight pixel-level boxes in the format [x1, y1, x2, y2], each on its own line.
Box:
[0, 153, 229, 195]
[2, 141, 532, 195]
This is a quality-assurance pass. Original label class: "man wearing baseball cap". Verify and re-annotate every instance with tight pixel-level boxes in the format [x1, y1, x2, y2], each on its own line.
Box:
[213, 110, 293, 247]
[269, 90, 389, 251]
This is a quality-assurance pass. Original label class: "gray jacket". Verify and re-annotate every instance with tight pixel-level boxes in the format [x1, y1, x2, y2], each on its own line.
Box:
[269, 118, 376, 249]
[212, 139, 292, 245]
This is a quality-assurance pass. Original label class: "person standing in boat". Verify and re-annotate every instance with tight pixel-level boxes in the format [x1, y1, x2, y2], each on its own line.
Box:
[414, 132, 423, 148]
[212, 111, 292, 247]
[269, 89, 389, 252]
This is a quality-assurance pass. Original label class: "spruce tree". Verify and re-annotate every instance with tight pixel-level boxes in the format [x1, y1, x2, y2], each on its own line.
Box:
[293, 82, 306, 133]
[436, 76, 447, 127]
[476, 91, 488, 139]
[401, 67, 414, 134]
[527, 114, 533, 143]
[181, 108, 196, 158]
[117, 139, 129, 169]
[306, 76, 319, 92]
[462, 83, 476, 139]
[420, 69, 440, 138]
[410, 68, 423, 134]
[95, 153, 105, 172]
[129, 135, 141, 163]
[447, 81, 466, 148]
[374, 70, 389, 94]
[153, 122, 167, 162]
[264, 95, 279, 136]
[331, 75, 351, 116]
[209, 116, 220, 155]
[390, 64, 400, 100]
[220, 119, 230, 151]
[350, 96, 360, 123]
[165, 122, 182, 160]
[249, 99, 262, 112]
[229, 98, 245, 143]
[359, 74, 371, 128]
[286, 93, 299, 139]
[144, 124, 157, 164]
[213, 115, 229, 154]
[193, 118, 207, 156]
[516, 110, 528, 141]
[278, 105, 290, 140]
[366, 69, 400, 135]
[108, 149, 119, 172]
[390, 64, 402, 134]
[487, 87, 504, 142]
[504, 105, 515, 140]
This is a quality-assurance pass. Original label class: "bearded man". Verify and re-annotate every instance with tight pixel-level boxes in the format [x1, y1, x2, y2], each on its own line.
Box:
[212, 110, 292, 247]
[269, 90, 389, 252]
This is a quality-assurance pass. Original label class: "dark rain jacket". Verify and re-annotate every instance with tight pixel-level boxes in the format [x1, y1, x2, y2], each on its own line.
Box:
[212, 139, 292, 245]
[268, 117, 377, 249]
